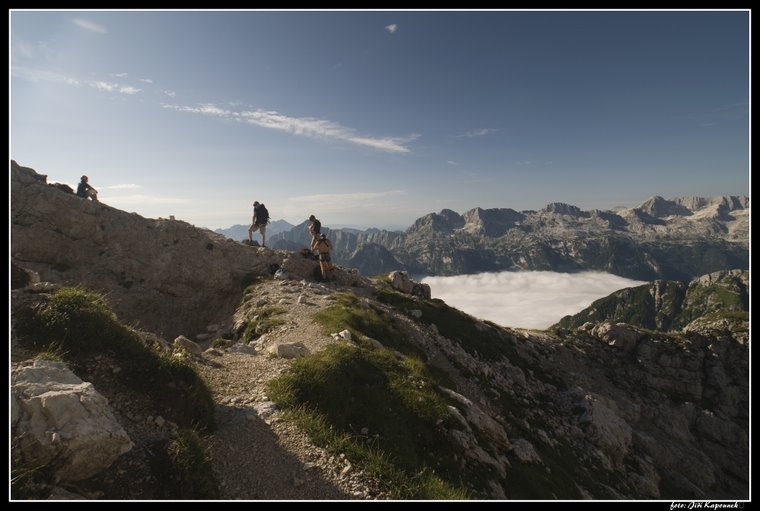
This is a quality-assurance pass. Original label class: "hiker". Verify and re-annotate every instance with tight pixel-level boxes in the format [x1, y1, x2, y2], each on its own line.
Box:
[308, 214, 322, 246]
[248, 201, 270, 247]
[312, 233, 334, 281]
[76, 175, 98, 201]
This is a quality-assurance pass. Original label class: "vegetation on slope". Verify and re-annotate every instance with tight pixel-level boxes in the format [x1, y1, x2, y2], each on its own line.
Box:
[12, 287, 218, 499]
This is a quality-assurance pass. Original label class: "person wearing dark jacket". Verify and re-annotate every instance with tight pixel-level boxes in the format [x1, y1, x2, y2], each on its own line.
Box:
[76, 175, 98, 201]
[248, 201, 270, 247]
[308, 214, 322, 246]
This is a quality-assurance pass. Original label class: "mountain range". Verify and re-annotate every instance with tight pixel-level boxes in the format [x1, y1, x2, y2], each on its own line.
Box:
[214, 195, 749, 281]
[10, 160, 749, 500]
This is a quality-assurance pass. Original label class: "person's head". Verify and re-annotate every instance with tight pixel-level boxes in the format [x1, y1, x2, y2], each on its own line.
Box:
[253, 201, 259, 207]
[81, 175, 88, 182]
[309, 215, 315, 221]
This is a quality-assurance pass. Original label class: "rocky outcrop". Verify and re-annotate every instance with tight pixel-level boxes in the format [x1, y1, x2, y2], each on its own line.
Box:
[10, 160, 353, 340]
[388, 271, 431, 299]
[11, 359, 134, 482]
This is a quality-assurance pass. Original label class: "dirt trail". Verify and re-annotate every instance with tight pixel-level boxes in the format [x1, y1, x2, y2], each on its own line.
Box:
[193, 278, 385, 500]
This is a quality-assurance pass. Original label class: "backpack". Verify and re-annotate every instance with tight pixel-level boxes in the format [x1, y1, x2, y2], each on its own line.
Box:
[259, 205, 270, 224]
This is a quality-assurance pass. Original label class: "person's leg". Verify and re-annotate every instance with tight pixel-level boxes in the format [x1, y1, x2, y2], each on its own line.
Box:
[260, 225, 266, 247]
[248, 225, 254, 242]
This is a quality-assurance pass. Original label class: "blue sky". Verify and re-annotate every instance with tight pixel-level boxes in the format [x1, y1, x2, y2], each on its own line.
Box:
[10, 10, 750, 231]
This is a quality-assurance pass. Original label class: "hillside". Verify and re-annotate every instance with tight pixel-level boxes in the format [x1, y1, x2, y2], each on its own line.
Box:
[553, 269, 749, 332]
[10, 161, 749, 500]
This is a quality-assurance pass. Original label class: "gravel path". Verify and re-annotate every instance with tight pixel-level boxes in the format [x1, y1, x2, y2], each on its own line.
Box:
[192, 278, 388, 501]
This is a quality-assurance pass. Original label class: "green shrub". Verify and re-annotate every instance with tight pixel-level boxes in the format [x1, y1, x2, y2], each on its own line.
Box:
[314, 292, 425, 358]
[211, 338, 233, 349]
[13, 287, 215, 432]
[150, 428, 219, 499]
[241, 306, 286, 342]
[267, 342, 469, 499]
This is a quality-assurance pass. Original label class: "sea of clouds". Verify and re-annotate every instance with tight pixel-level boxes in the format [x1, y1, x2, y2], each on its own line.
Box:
[421, 271, 648, 330]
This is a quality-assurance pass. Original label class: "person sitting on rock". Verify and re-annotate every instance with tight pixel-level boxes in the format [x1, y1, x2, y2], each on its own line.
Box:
[76, 175, 98, 201]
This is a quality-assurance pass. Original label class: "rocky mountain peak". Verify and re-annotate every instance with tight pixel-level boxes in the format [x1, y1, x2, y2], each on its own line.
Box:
[406, 208, 465, 235]
[461, 207, 526, 237]
[541, 202, 587, 217]
[638, 195, 694, 217]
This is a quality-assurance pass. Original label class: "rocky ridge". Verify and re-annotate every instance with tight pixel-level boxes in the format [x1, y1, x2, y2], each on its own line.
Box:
[10, 161, 749, 500]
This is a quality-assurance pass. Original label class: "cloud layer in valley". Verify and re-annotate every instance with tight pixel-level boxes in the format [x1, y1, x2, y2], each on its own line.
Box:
[422, 271, 647, 329]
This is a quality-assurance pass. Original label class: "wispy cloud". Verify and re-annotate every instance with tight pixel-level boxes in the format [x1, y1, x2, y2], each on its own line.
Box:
[139, 78, 153, 84]
[516, 160, 532, 165]
[457, 128, 499, 138]
[11, 66, 79, 85]
[422, 271, 647, 329]
[164, 103, 417, 153]
[385, 24, 398, 34]
[13, 63, 414, 152]
[13, 40, 37, 59]
[447, 160, 458, 166]
[11, 66, 143, 96]
[72, 18, 107, 34]
[91, 81, 141, 95]
[163, 90, 176, 97]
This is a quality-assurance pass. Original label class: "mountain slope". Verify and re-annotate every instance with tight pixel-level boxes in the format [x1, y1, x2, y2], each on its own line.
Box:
[10, 161, 749, 500]
[553, 269, 749, 332]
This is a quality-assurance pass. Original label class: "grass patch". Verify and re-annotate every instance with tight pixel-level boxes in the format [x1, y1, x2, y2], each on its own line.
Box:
[10, 445, 55, 500]
[211, 338, 233, 349]
[150, 428, 219, 499]
[313, 292, 425, 358]
[12, 287, 220, 499]
[13, 287, 215, 432]
[241, 306, 287, 342]
[267, 342, 470, 499]
[373, 285, 512, 359]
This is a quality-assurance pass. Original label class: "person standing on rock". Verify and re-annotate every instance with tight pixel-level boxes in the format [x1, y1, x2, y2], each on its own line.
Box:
[308, 214, 322, 247]
[312, 233, 334, 281]
[248, 201, 269, 247]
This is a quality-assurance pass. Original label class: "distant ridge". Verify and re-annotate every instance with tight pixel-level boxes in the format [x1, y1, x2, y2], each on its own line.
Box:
[264, 195, 749, 280]
[215, 219, 294, 241]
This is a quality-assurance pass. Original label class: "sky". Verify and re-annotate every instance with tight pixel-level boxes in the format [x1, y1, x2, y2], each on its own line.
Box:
[9, 9, 750, 231]
[422, 271, 648, 330]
